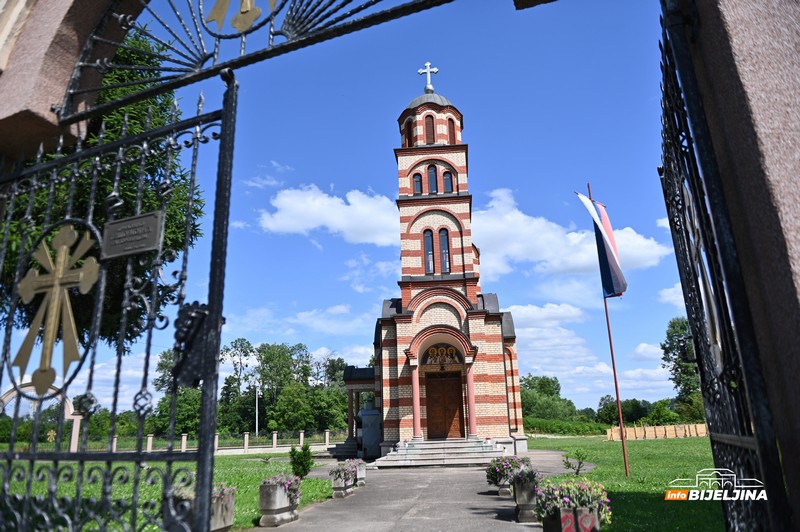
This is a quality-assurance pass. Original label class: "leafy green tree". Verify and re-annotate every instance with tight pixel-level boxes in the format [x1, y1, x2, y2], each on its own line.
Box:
[0, 32, 203, 350]
[147, 387, 202, 436]
[270, 381, 314, 431]
[220, 338, 255, 394]
[661, 317, 700, 400]
[643, 399, 680, 425]
[577, 407, 597, 422]
[152, 349, 178, 393]
[675, 391, 706, 422]
[310, 386, 347, 431]
[520, 375, 561, 397]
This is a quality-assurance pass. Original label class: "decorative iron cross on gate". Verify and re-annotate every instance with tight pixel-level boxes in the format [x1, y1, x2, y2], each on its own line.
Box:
[13, 225, 99, 396]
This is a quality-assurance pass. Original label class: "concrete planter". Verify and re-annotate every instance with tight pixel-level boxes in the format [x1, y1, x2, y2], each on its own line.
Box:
[497, 482, 512, 497]
[542, 507, 600, 532]
[356, 462, 366, 487]
[259, 484, 299, 527]
[513, 480, 537, 523]
[210, 493, 235, 532]
[331, 477, 354, 498]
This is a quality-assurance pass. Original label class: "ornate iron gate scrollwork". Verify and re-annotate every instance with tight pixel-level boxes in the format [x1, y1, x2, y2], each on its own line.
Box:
[659, 3, 790, 529]
[0, 73, 238, 530]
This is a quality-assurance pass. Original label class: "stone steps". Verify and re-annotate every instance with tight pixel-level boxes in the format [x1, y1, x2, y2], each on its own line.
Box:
[320, 440, 358, 459]
[373, 439, 504, 468]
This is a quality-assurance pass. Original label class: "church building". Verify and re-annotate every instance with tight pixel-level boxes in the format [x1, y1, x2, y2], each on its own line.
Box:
[366, 64, 525, 458]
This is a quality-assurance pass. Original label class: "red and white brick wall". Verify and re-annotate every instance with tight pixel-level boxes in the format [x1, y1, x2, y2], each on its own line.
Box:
[399, 105, 463, 148]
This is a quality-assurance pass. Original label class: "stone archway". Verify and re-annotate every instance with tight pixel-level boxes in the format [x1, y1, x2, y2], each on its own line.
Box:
[0, 384, 83, 452]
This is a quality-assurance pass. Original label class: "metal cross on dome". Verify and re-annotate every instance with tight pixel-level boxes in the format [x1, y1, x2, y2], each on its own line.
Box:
[418, 61, 439, 93]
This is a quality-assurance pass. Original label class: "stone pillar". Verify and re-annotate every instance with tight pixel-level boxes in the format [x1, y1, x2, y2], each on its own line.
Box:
[69, 416, 82, 452]
[181, 433, 188, 452]
[112, 436, 118, 452]
[410, 360, 422, 440]
[272, 431, 278, 449]
[299, 431, 304, 446]
[214, 433, 219, 454]
[466, 362, 478, 439]
[146, 434, 153, 453]
[325, 429, 330, 447]
[347, 389, 355, 440]
[243, 432, 250, 453]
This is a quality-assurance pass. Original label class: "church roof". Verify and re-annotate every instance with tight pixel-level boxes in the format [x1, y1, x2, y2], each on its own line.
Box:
[405, 92, 454, 110]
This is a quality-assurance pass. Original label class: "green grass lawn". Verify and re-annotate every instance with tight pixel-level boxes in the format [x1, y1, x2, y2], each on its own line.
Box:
[212, 454, 332, 529]
[527, 436, 725, 531]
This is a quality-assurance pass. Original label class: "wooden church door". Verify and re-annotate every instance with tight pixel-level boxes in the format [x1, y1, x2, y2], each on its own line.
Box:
[426, 372, 465, 439]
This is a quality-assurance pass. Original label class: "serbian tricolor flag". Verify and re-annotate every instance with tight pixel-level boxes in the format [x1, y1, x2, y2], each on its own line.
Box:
[577, 192, 628, 298]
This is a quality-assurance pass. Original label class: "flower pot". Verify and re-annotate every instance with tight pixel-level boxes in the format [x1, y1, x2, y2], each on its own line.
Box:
[356, 462, 366, 487]
[513, 480, 537, 523]
[210, 493, 235, 532]
[542, 507, 600, 532]
[497, 482, 512, 497]
[331, 477, 354, 498]
[259, 484, 299, 527]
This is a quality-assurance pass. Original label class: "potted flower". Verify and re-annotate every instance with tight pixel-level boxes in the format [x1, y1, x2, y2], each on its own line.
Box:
[329, 462, 356, 498]
[485, 456, 526, 496]
[535, 478, 612, 531]
[346, 458, 367, 487]
[259, 474, 301, 527]
[511, 468, 541, 523]
[210, 482, 236, 532]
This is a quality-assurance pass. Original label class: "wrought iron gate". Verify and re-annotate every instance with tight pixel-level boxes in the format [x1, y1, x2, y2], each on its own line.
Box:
[659, 2, 790, 529]
[0, 74, 237, 530]
[1, 0, 453, 530]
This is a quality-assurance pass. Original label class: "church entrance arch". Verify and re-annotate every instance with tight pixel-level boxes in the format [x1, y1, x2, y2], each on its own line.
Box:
[421, 344, 465, 439]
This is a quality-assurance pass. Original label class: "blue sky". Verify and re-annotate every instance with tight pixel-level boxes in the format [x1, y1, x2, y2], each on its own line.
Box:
[6, 0, 688, 415]
[180, 0, 685, 411]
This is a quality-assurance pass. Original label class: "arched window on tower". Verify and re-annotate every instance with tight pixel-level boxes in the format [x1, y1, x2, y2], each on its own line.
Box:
[448, 118, 456, 144]
[428, 165, 437, 194]
[405, 121, 414, 148]
[443, 171, 453, 193]
[425, 115, 435, 144]
[439, 229, 450, 273]
[424, 230, 435, 274]
[413, 173, 422, 195]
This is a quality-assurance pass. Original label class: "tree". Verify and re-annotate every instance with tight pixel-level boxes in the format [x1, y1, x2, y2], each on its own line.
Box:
[220, 338, 255, 394]
[596, 395, 618, 425]
[661, 317, 700, 400]
[675, 391, 706, 422]
[270, 381, 314, 432]
[152, 349, 178, 393]
[147, 387, 202, 436]
[520, 375, 561, 397]
[643, 399, 680, 425]
[0, 32, 203, 350]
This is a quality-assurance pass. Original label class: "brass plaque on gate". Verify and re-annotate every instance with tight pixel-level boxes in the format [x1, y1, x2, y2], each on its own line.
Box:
[101, 211, 163, 260]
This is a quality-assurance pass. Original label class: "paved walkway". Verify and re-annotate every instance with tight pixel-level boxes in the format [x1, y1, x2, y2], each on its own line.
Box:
[245, 450, 588, 531]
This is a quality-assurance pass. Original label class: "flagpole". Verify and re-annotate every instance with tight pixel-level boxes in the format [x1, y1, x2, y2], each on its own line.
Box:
[589, 183, 631, 477]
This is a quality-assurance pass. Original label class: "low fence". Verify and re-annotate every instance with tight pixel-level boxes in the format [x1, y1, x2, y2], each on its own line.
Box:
[94, 429, 348, 454]
[606, 423, 708, 441]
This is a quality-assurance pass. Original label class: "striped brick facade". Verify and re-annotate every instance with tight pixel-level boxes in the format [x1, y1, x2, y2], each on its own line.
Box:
[374, 88, 523, 452]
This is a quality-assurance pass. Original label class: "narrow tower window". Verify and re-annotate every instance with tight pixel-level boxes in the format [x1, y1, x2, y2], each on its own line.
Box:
[428, 165, 437, 194]
[439, 229, 450, 273]
[425, 115, 435, 144]
[405, 121, 414, 147]
[448, 118, 456, 144]
[424, 230, 435, 274]
[443, 171, 453, 193]
[413, 173, 422, 195]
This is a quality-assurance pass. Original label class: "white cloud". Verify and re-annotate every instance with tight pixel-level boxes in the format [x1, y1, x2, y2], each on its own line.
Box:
[270, 160, 294, 173]
[504, 303, 586, 328]
[339, 344, 373, 367]
[533, 278, 604, 309]
[472, 189, 672, 281]
[222, 307, 275, 334]
[258, 185, 398, 246]
[658, 282, 686, 310]
[287, 305, 376, 336]
[657, 217, 670, 230]
[231, 220, 251, 229]
[633, 342, 663, 361]
[340, 253, 400, 293]
[244, 175, 282, 189]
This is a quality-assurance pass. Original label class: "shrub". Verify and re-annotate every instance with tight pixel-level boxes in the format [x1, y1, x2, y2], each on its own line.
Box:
[524, 417, 609, 436]
[289, 443, 314, 478]
[562, 448, 589, 476]
[535, 478, 612, 526]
